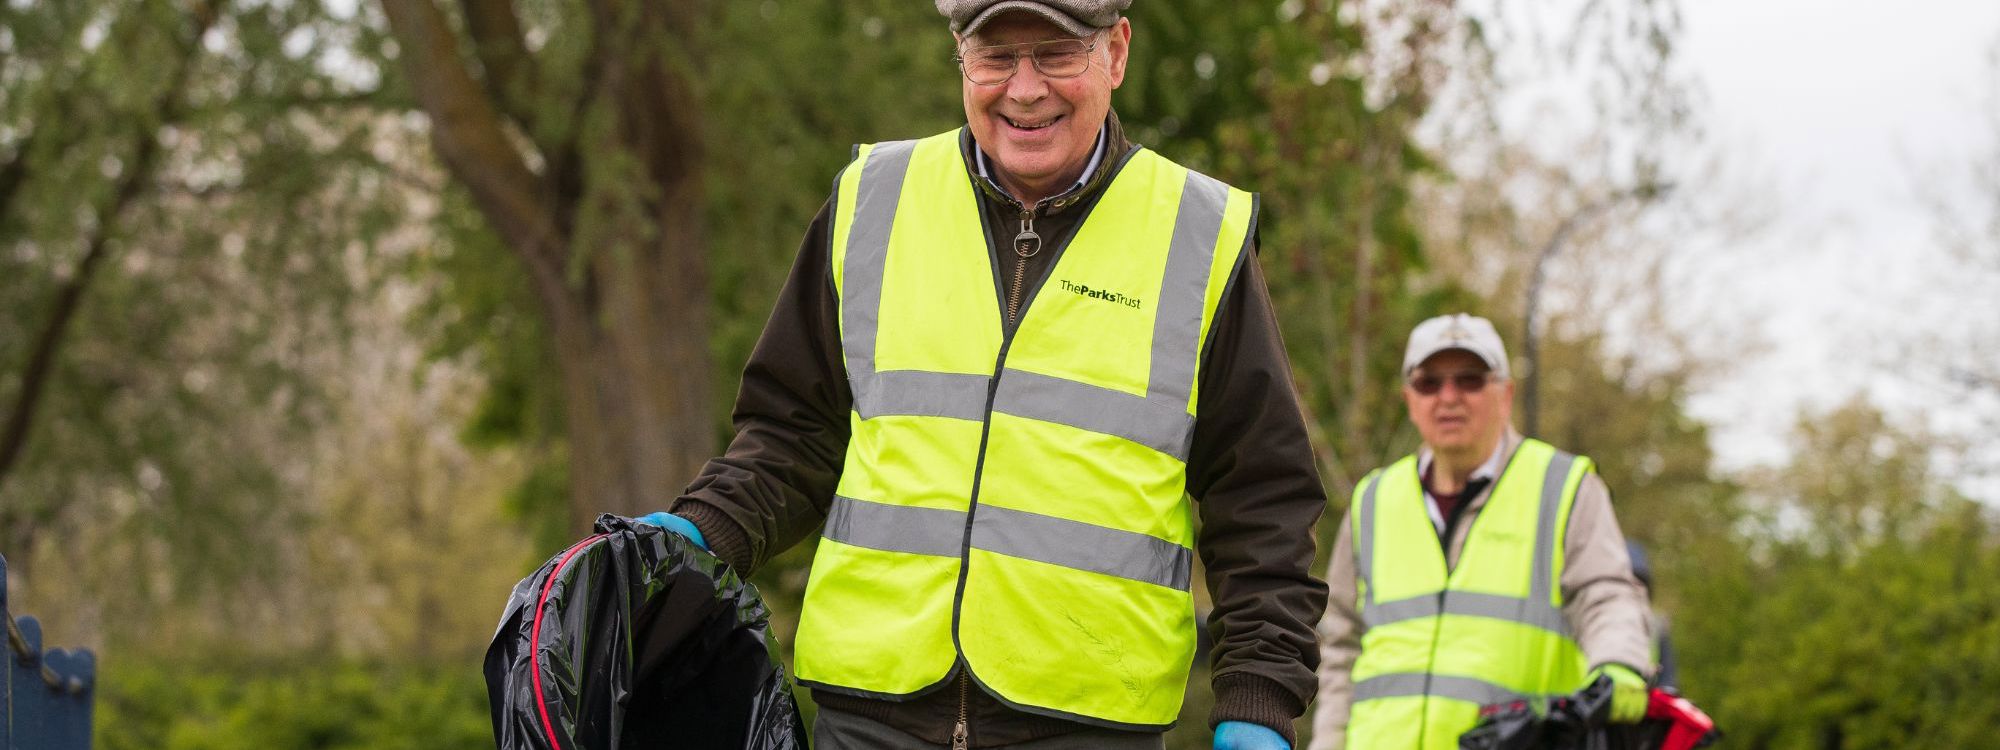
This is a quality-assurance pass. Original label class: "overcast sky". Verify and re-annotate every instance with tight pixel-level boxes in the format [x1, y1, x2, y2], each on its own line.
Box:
[1673, 0, 2000, 495]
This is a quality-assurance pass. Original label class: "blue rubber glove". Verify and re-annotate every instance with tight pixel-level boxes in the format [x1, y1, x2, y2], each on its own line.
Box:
[635, 511, 709, 552]
[1591, 664, 1649, 723]
[1214, 721, 1289, 750]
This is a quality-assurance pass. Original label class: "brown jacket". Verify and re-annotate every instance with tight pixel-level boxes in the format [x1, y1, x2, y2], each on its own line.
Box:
[673, 114, 1329, 747]
[1306, 429, 1653, 750]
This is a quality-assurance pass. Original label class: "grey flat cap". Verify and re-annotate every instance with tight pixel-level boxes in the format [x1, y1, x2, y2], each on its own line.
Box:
[938, 0, 1130, 37]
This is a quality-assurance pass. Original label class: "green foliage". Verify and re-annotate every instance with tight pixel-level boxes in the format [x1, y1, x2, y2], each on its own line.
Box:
[96, 660, 491, 750]
[1677, 508, 2000, 749]
[0, 8, 422, 664]
[1671, 400, 1999, 749]
[1759, 399, 1943, 552]
[1527, 326, 1741, 560]
[704, 0, 960, 412]
[1126, 1, 1476, 502]
[502, 455, 574, 554]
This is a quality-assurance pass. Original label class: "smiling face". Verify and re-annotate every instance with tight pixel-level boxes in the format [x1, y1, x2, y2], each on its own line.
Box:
[958, 12, 1129, 205]
[1404, 349, 1514, 466]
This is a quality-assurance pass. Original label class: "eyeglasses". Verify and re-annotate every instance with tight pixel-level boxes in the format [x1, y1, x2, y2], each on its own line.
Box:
[954, 38, 1099, 86]
[1406, 370, 1496, 396]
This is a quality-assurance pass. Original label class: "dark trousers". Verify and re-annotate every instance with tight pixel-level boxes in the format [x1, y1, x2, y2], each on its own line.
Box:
[811, 705, 1168, 750]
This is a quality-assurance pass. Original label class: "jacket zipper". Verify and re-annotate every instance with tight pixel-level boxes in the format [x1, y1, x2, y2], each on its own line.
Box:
[947, 196, 1046, 749]
[953, 671, 971, 750]
[1007, 203, 1042, 326]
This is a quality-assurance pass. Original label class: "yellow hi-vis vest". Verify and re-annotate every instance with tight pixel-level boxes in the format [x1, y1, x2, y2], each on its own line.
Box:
[1345, 439, 1596, 750]
[792, 128, 1254, 729]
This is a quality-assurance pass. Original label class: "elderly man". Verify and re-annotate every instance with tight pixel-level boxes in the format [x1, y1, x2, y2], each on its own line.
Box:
[637, 2, 1328, 748]
[1307, 314, 1654, 750]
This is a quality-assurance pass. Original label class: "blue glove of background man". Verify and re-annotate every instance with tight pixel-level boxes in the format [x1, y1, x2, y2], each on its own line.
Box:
[1591, 664, 1649, 723]
[1214, 720, 1288, 750]
[635, 511, 709, 552]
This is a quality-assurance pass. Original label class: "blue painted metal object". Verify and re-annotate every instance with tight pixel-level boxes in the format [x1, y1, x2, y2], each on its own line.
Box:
[2, 554, 95, 749]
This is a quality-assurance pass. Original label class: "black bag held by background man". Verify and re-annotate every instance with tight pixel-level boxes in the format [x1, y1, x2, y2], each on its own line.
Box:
[485, 514, 806, 749]
[1459, 676, 1721, 750]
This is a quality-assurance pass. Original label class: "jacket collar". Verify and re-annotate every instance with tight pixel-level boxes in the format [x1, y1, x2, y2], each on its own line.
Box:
[1417, 429, 1514, 489]
[974, 126, 1106, 196]
[1423, 427, 1527, 517]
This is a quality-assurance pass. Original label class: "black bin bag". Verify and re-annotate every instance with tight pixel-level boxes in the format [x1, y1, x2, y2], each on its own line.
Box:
[486, 514, 807, 749]
[1459, 677, 1721, 750]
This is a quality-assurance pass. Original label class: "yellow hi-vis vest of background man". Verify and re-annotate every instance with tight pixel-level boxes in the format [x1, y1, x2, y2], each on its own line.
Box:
[791, 128, 1254, 729]
[1345, 439, 1595, 749]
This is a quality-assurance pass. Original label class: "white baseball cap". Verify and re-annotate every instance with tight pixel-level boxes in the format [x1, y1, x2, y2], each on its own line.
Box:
[1402, 313, 1510, 379]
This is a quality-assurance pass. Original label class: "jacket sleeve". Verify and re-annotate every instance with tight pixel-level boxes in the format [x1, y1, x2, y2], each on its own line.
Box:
[1559, 473, 1655, 675]
[671, 199, 850, 575]
[1308, 513, 1361, 750]
[1187, 245, 1332, 746]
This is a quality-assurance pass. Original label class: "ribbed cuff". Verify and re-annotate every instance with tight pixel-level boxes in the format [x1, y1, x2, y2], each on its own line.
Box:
[1211, 672, 1305, 748]
[669, 500, 754, 574]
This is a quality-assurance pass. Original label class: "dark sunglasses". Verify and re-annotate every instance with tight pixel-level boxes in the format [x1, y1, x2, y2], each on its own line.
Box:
[1407, 370, 1494, 396]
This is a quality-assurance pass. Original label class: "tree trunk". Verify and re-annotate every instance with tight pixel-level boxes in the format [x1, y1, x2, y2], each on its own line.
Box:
[552, 222, 714, 526]
[0, 2, 216, 497]
[382, 0, 716, 530]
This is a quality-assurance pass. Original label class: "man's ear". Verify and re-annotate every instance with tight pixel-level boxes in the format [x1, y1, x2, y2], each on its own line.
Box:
[1103, 18, 1131, 88]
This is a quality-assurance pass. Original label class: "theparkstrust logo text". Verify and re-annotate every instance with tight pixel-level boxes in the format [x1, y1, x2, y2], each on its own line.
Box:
[1059, 279, 1143, 310]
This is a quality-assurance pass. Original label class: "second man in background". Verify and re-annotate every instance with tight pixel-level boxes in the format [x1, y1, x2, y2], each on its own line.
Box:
[1309, 313, 1655, 750]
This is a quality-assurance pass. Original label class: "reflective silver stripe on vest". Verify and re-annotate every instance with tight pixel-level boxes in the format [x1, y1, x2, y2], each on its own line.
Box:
[989, 369, 1195, 459]
[853, 370, 989, 421]
[838, 145, 1232, 457]
[838, 139, 992, 421]
[1354, 449, 1578, 637]
[824, 494, 964, 557]
[824, 496, 1194, 590]
[840, 139, 915, 383]
[1146, 171, 1229, 411]
[1352, 673, 1528, 706]
[1530, 451, 1578, 608]
[971, 504, 1192, 591]
[1356, 472, 1382, 606]
[1363, 592, 1569, 636]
